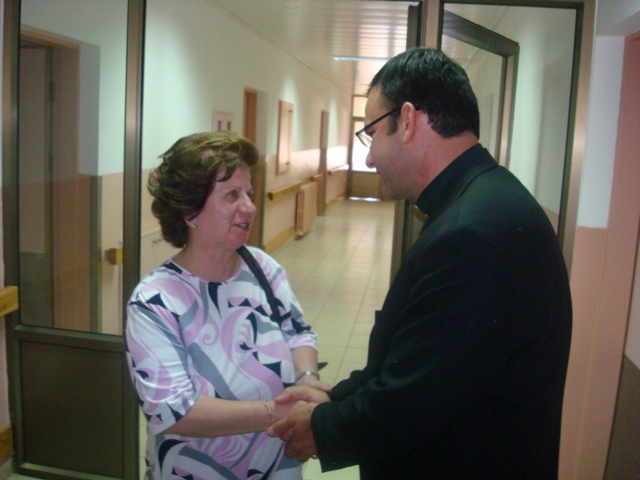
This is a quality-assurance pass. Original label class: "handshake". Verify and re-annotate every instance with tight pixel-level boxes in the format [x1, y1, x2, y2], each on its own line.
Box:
[266, 383, 332, 463]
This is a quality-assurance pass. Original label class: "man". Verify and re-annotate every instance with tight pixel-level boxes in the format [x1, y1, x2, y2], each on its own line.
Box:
[268, 47, 572, 479]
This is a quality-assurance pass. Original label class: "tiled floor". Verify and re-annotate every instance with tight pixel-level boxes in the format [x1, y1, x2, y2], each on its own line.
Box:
[272, 198, 395, 388]
[272, 198, 395, 479]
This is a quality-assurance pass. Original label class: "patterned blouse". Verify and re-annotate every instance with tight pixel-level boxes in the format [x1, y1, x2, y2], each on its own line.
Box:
[125, 246, 317, 479]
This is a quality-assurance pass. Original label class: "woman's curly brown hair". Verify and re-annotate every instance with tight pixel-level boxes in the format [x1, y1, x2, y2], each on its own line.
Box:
[148, 131, 259, 248]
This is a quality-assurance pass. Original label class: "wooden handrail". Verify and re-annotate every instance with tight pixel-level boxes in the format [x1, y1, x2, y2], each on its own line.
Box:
[328, 164, 349, 175]
[0, 286, 19, 317]
[267, 182, 302, 201]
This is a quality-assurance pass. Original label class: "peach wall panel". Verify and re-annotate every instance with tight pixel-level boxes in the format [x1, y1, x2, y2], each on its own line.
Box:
[561, 226, 607, 479]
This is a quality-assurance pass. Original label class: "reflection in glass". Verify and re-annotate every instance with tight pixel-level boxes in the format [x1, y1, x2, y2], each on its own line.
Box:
[18, 0, 128, 334]
[443, 37, 504, 159]
[444, 4, 576, 233]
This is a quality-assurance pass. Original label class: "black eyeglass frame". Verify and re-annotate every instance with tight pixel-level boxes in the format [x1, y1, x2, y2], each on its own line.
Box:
[355, 107, 402, 147]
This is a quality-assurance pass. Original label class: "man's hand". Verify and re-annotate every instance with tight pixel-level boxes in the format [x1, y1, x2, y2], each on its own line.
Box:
[268, 401, 319, 462]
[274, 385, 331, 405]
[296, 374, 332, 392]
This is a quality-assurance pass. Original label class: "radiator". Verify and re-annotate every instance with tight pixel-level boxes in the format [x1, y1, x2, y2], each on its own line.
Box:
[295, 181, 318, 237]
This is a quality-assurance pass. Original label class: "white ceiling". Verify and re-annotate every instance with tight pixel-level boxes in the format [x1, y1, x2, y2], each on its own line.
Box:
[207, 1, 509, 96]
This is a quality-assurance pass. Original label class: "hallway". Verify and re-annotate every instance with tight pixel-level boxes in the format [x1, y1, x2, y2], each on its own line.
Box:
[272, 198, 395, 388]
[271, 198, 395, 480]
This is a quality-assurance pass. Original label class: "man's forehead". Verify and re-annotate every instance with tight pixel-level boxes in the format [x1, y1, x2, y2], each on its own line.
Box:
[364, 86, 384, 119]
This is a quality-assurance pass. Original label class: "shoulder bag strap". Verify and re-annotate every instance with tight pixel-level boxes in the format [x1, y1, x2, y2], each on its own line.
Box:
[237, 245, 283, 324]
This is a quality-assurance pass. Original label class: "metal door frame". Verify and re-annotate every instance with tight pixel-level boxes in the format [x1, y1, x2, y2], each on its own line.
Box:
[2, 0, 146, 477]
[391, 0, 594, 276]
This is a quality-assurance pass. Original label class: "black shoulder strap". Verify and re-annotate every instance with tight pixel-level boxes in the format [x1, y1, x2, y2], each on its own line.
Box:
[237, 245, 283, 324]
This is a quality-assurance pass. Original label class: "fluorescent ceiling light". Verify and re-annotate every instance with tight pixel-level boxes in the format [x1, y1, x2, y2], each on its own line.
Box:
[333, 56, 390, 61]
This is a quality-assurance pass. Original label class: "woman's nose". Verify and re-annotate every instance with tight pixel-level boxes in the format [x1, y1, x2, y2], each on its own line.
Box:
[240, 195, 257, 214]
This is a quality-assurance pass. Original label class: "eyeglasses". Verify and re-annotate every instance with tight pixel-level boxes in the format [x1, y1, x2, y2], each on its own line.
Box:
[355, 107, 401, 147]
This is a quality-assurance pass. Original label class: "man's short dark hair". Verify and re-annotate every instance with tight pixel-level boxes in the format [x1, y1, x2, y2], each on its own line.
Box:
[369, 47, 480, 138]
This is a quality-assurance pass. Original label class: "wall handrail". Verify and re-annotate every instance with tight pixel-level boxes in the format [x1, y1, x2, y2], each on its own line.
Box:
[328, 164, 349, 175]
[267, 182, 302, 201]
[0, 286, 19, 317]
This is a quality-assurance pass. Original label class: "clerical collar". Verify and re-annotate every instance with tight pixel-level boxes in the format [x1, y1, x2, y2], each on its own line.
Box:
[415, 144, 496, 220]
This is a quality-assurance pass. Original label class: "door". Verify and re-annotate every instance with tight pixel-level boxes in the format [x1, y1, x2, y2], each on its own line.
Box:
[2, 0, 145, 478]
[391, 0, 588, 275]
[244, 88, 266, 248]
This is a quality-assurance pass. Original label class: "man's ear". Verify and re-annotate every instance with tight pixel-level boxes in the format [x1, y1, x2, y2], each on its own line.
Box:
[400, 102, 420, 144]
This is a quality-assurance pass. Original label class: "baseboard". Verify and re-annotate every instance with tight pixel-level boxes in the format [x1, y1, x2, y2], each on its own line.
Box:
[326, 194, 345, 210]
[264, 226, 295, 253]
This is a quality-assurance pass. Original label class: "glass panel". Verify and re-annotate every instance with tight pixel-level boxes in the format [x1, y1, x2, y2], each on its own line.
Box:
[443, 37, 503, 159]
[444, 4, 576, 232]
[352, 120, 375, 173]
[19, 0, 129, 334]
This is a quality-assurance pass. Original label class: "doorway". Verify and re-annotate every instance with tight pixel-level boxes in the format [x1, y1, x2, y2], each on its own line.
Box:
[19, 33, 93, 332]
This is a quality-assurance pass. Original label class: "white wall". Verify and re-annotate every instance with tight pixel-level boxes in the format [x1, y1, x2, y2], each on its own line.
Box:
[141, 0, 351, 171]
[496, 6, 575, 215]
[578, 36, 623, 229]
[447, 4, 576, 217]
[21, 0, 128, 176]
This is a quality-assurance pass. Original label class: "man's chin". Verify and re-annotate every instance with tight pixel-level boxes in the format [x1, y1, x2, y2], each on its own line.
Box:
[381, 186, 402, 200]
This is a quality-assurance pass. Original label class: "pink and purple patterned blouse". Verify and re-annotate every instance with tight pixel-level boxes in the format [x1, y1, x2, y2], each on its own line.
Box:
[125, 246, 317, 479]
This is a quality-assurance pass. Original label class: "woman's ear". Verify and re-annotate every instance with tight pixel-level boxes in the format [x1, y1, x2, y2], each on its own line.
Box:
[184, 215, 197, 229]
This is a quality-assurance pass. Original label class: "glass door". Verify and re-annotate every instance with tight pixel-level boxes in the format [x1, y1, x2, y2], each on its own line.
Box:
[392, 0, 584, 275]
[3, 0, 145, 478]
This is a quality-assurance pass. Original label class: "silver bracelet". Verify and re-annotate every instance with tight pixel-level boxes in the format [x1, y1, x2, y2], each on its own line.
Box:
[263, 399, 276, 424]
[295, 370, 320, 383]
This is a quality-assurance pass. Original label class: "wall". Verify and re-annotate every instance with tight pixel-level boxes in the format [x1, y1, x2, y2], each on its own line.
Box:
[141, 0, 351, 250]
[21, 0, 127, 176]
[493, 6, 575, 216]
[561, 1, 640, 478]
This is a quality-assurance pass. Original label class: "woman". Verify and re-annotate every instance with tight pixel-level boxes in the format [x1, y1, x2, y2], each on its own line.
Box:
[126, 131, 328, 479]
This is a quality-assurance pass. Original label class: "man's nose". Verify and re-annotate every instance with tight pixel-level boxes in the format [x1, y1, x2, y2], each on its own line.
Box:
[365, 151, 375, 169]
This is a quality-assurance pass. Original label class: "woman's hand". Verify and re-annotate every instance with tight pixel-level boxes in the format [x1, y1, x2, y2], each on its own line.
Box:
[269, 397, 307, 421]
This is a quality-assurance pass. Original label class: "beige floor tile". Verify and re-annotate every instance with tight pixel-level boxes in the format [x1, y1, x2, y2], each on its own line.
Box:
[317, 331, 351, 347]
[347, 333, 370, 349]
[342, 347, 368, 364]
[314, 309, 358, 326]
[336, 361, 365, 382]
[351, 323, 374, 337]
[317, 344, 347, 364]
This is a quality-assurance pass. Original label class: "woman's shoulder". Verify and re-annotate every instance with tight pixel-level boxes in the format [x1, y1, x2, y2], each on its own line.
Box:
[133, 261, 196, 301]
[243, 246, 281, 271]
